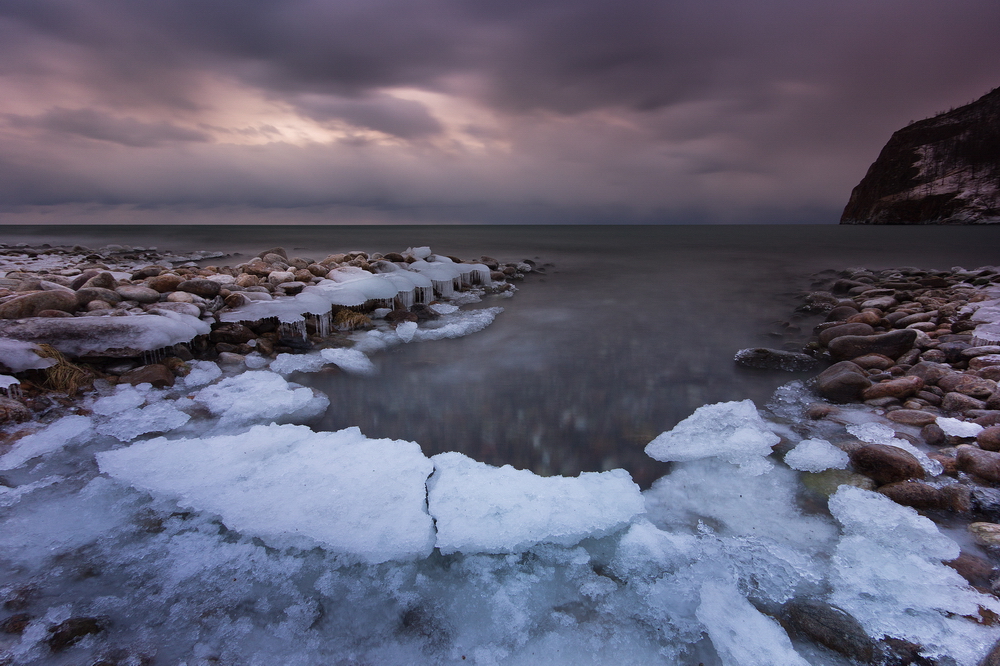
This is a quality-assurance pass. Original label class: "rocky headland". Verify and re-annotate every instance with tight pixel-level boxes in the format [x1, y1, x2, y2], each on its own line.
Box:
[841, 86, 1000, 225]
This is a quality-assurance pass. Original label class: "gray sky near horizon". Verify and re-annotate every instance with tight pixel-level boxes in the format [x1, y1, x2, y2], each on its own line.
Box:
[0, 0, 998, 225]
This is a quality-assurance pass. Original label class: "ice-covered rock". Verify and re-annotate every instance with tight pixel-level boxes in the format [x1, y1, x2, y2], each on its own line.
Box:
[97, 424, 436, 563]
[0, 338, 57, 371]
[846, 422, 943, 476]
[937, 416, 984, 438]
[427, 451, 644, 554]
[645, 400, 779, 475]
[319, 347, 376, 375]
[784, 438, 850, 472]
[0, 312, 210, 357]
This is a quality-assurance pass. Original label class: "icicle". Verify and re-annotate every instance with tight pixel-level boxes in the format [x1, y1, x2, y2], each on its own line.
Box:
[279, 320, 308, 341]
[0, 375, 20, 399]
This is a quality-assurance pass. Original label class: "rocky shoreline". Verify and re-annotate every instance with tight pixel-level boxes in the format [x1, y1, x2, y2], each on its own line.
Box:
[742, 265, 1000, 613]
[0, 242, 537, 424]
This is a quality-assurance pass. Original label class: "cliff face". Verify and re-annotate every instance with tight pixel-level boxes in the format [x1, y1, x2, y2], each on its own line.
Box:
[841, 87, 1000, 224]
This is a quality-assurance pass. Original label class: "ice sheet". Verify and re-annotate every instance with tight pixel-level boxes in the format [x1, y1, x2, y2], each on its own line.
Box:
[0, 415, 93, 470]
[98, 424, 436, 563]
[427, 451, 645, 554]
[191, 370, 329, 427]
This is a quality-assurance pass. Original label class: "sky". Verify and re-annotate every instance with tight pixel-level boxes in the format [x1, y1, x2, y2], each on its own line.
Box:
[0, 0, 998, 225]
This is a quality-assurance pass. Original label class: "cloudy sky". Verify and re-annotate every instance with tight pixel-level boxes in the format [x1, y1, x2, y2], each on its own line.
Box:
[1, 0, 997, 225]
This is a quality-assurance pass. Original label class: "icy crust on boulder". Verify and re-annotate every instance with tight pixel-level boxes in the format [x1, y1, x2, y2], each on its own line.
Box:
[269, 348, 376, 376]
[0, 338, 57, 372]
[0, 312, 210, 356]
[98, 424, 437, 564]
[937, 416, 984, 438]
[427, 452, 645, 554]
[847, 422, 943, 476]
[353, 307, 504, 354]
[783, 438, 850, 472]
[644, 399, 779, 475]
[829, 486, 1000, 665]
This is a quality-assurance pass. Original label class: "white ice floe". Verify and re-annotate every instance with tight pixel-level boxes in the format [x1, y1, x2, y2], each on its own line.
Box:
[95, 401, 191, 442]
[936, 416, 984, 438]
[98, 424, 436, 563]
[829, 486, 1000, 665]
[191, 370, 329, 428]
[181, 359, 223, 388]
[319, 347, 376, 375]
[427, 451, 645, 554]
[0, 415, 93, 470]
[644, 399, 779, 475]
[784, 438, 850, 472]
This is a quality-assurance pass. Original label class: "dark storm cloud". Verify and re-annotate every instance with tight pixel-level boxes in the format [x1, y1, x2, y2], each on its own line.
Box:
[1, 0, 998, 222]
[6, 108, 210, 147]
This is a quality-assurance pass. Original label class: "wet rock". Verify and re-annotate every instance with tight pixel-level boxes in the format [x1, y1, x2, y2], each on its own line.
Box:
[806, 403, 836, 419]
[957, 445, 1000, 483]
[69, 269, 101, 290]
[862, 376, 923, 401]
[887, 409, 938, 427]
[972, 487, 1000, 520]
[896, 311, 936, 327]
[825, 304, 861, 322]
[0, 397, 31, 424]
[119, 364, 175, 388]
[852, 353, 895, 370]
[114, 285, 160, 304]
[76, 287, 121, 307]
[385, 309, 419, 324]
[861, 295, 897, 310]
[978, 426, 1000, 452]
[906, 361, 954, 385]
[80, 272, 116, 290]
[779, 598, 875, 663]
[818, 323, 875, 346]
[0, 612, 31, 635]
[131, 265, 167, 280]
[921, 349, 948, 363]
[980, 367, 1000, 382]
[937, 341, 971, 363]
[847, 311, 882, 326]
[733, 347, 820, 372]
[815, 361, 872, 402]
[36, 309, 75, 318]
[940, 484, 972, 512]
[258, 246, 288, 260]
[177, 279, 221, 298]
[209, 323, 256, 345]
[47, 616, 105, 651]
[938, 374, 997, 398]
[969, 522, 1000, 547]
[921, 423, 946, 446]
[145, 274, 184, 293]
[971, 355, 1000, 372]
[148, 302, 201, 318]
[278, 281, 307, 295]
[0, 290, 78, 318]
[850, 444, 925, 485]
[878, 481, 943, 509]
[828, 329, 917, 361]
[974, 413, 1000, 427]
[217, 352, 245, 365]
[946, 551, 994, 587]
[942, 392, 986, 413]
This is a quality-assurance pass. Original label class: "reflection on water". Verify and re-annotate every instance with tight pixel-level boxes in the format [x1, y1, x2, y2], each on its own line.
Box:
[7, 224, 1000, 486]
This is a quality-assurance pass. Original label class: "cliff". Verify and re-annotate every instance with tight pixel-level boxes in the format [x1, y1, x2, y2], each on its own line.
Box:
[841, 87, 1000, 224]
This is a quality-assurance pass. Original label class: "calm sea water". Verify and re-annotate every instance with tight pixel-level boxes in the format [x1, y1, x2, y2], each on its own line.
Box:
[5, 224, 1000, 486]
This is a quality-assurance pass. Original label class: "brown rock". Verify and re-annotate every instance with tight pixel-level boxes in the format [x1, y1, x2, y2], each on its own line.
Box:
[69, 269, 101, 290]
[805, 403, 835, 419]
[849, 444, 925, 485]
[0, 397, 31, 424]
[942, 392, 986, 413]
[115, 285, 161, 304]
[35, 309, 75, 318]
[852, 353, 895, 370]
[0, 612, 31, 635]
[979, 366, 1000, 382]
[177, 279, 221, 298]
[779, 599, 875, 663]
[119, 364, 175, 388]
[146, 274, 184, 293]
[131, 265, 167, 280]
[80, 272, 116, 290]
[818, 323, 875, 347]
[974, 413, 1000, 427]
[927, 452, 957, 475]
[978, 426, 1000, 452]
[971, 355, 1000, 371]
[47, 616, 105, 651]
[938, 374, 997, 398]
[0, 290, 78, 318]
[878, 480, 943, 509]
[946, 551, 994, 587]
[210, 323, 256, 345]
[828, 329, 918, 361]
[921, 423, 946, 446]
[824, 305, 861, 322]
[258, 246, 288, 260]
[887, 409, 938, 426]
[940, 484, 972, 512]
[861, 376, 923, 401]
[896, 311, 936, 327]
[846, 311, 881, 326]
[969, 522, 1000, 547]
[75, 287, 121, 307]
[906, 361, 954, 385]
[814, 361, 872, 403]
[956, 445, 1000, 483]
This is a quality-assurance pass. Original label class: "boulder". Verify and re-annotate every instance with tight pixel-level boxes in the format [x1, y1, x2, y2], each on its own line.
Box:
[818, 323, 875, 347]
[115, 285, 161, 304]
[895, 311, 936, 327]
[779, 599, 875, 663]
[80, 272, 116, 290]
[956, 445, 1000, 483]
[849, 444, 925, 485]
[177, 279, 221, 298]
[851, 353, 895, 370]
[861, 376, 923, 401]
[942, 392, 986, 413]
[828, 329, 917, 361]
[733, 348, 820, 372]
[75, 287, 121, 307]
[846, 311, 882, 326]
[815, 361, 872, 403]
[970, 355, 1000, 371]
[0, 291, 78, 318]
[209, 323, 256, 345]
[119, 364, 175, 388]
[824, 305, 860, 322]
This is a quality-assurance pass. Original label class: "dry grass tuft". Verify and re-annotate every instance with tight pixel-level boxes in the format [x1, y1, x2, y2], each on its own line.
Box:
[34, 344, 92, 395]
